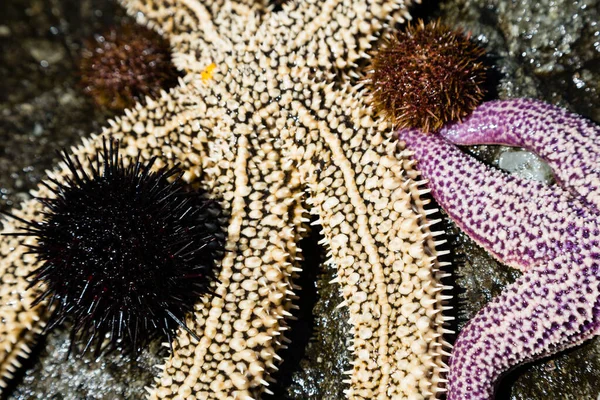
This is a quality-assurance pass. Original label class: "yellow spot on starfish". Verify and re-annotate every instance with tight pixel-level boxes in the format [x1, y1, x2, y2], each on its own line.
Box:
[201, 63, 217, 82]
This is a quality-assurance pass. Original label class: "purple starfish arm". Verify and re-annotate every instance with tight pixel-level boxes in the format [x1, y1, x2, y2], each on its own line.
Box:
[398, 129, 591, 271]
[449, 254, 600, 400]
[439, 98, 600, 210]
[399, 118, 600, 399]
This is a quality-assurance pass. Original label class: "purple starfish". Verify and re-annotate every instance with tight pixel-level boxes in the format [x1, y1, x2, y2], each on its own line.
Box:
[441, 99, 600, 212]
[398, 98, 600, 400]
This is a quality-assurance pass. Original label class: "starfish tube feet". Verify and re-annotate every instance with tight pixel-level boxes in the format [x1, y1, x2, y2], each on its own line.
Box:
[439, 99, 600, 210]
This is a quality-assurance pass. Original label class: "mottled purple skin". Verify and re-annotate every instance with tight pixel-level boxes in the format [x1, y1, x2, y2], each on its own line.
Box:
[440, 99, 600, 212]
[401, 129, 591, 271]
[398, 101, 600, 400]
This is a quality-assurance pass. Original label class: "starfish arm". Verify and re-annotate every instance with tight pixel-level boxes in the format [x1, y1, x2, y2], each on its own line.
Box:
[269, 0, 414, 76]
[0, 209, 46, 391]
[290, 84, 450, 398]
[448, 255, 600, 400]
[144, 65, 309, 400]
[439, 99, 600, 210]
[148, 147, 305, 399]
[398, 128, 589, 271]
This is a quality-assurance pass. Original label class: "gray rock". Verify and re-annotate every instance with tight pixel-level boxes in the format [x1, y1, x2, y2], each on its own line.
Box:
[437, 0, 600, 121]
[498, 149, 554, 183]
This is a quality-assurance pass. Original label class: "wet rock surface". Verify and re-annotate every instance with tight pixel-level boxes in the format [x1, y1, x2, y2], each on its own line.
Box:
[1, 0, 599, 399]
[436, 0, 600, 122]
[0, 0, 125, 210]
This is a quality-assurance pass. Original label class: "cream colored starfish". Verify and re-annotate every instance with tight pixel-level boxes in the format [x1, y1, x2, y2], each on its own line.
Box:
[0, 0, 452, 398]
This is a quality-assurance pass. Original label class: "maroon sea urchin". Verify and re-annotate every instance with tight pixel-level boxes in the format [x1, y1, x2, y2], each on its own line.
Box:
[365, 20, 487, 132]
[3, 140, 224, 353]
[79, 23, 180, 111]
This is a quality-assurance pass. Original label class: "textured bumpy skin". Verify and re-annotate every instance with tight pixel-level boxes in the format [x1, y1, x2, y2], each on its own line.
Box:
[0, 215, 45, 390]
[399, 102, 600, 400]
[0, 0, 454, 398]
[440, 98, 600, 211]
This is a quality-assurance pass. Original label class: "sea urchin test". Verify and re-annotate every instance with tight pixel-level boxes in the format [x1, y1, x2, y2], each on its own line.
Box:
[364, 20, 487, 133]
[79, 22, 180, 111]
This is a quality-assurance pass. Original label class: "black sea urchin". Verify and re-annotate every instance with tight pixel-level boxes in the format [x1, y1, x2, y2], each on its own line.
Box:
[5, 140, 224, 353]
[365, 20, 487, 132]
[79, 23, 180, 111]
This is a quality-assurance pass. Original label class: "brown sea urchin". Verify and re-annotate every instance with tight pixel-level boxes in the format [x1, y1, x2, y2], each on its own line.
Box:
[79, 23, 179, 111]
[3, 140, 224, 353]
[365, 20, 487, 132]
